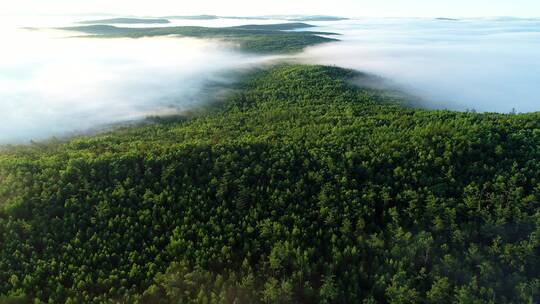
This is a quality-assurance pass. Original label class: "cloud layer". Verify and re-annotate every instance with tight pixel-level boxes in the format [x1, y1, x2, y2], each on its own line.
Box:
[0, 18, 270, 143]
[299, 18, 540, 112]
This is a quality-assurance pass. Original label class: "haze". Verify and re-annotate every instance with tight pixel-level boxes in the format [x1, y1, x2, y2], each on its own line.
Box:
[4, 0, 540, 18]
[298, 18, 540, 112]
[0, 17, 274, 143]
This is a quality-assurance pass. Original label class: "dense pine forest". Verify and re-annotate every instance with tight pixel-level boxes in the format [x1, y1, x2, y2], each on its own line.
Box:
[0, 64, 539, 303]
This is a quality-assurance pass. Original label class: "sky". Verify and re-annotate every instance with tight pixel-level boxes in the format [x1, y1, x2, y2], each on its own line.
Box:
[3, 0, 540, 18]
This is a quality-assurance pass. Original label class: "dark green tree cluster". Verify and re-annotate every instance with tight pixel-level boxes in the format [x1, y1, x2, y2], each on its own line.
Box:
[0, 65, 539, 303]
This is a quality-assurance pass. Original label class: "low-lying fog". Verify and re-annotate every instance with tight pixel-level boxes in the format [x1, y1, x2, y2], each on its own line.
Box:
[0, 16, 278, 143]
[1, 16, 540, 143]
[301, 18, 540, 112]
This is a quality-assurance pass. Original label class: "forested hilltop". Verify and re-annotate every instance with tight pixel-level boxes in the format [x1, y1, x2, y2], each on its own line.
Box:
[1, 65, 539, 303]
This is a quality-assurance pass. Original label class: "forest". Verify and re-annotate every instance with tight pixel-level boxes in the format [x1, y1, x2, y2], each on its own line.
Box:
[60, 23, 338, 54]
[0, 64, 539, 303]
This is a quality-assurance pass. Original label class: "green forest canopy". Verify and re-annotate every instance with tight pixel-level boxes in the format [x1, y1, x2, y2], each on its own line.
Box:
[0, 64, 539, 303]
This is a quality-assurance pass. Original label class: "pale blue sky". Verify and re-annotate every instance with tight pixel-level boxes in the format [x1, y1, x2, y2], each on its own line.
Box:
[5, 0, 540, 17]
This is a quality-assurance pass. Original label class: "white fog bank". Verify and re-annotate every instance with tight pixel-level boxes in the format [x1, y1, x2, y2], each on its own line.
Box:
[298, 18, 540, 113]
[0, 17, 278, 143]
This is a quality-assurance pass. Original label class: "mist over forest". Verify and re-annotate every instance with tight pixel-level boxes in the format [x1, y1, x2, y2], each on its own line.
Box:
[1, 15, 539, 142]
[298, 18, 540, 112]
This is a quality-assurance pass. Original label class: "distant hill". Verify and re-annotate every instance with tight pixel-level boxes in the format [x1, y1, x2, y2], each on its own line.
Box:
[78, 18, 171, 24]
[435, 17, 460, 21]
[159, 15, 348, 21]
[230, 22, 315, 30]
[163, 15, 219, 20]
[249, 15, 349, 21]
[288, 15, 349, 21]
[60, 23, 338, 54]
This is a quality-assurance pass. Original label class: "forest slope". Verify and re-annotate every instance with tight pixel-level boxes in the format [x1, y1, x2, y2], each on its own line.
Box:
[0, 65, 539, 303]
